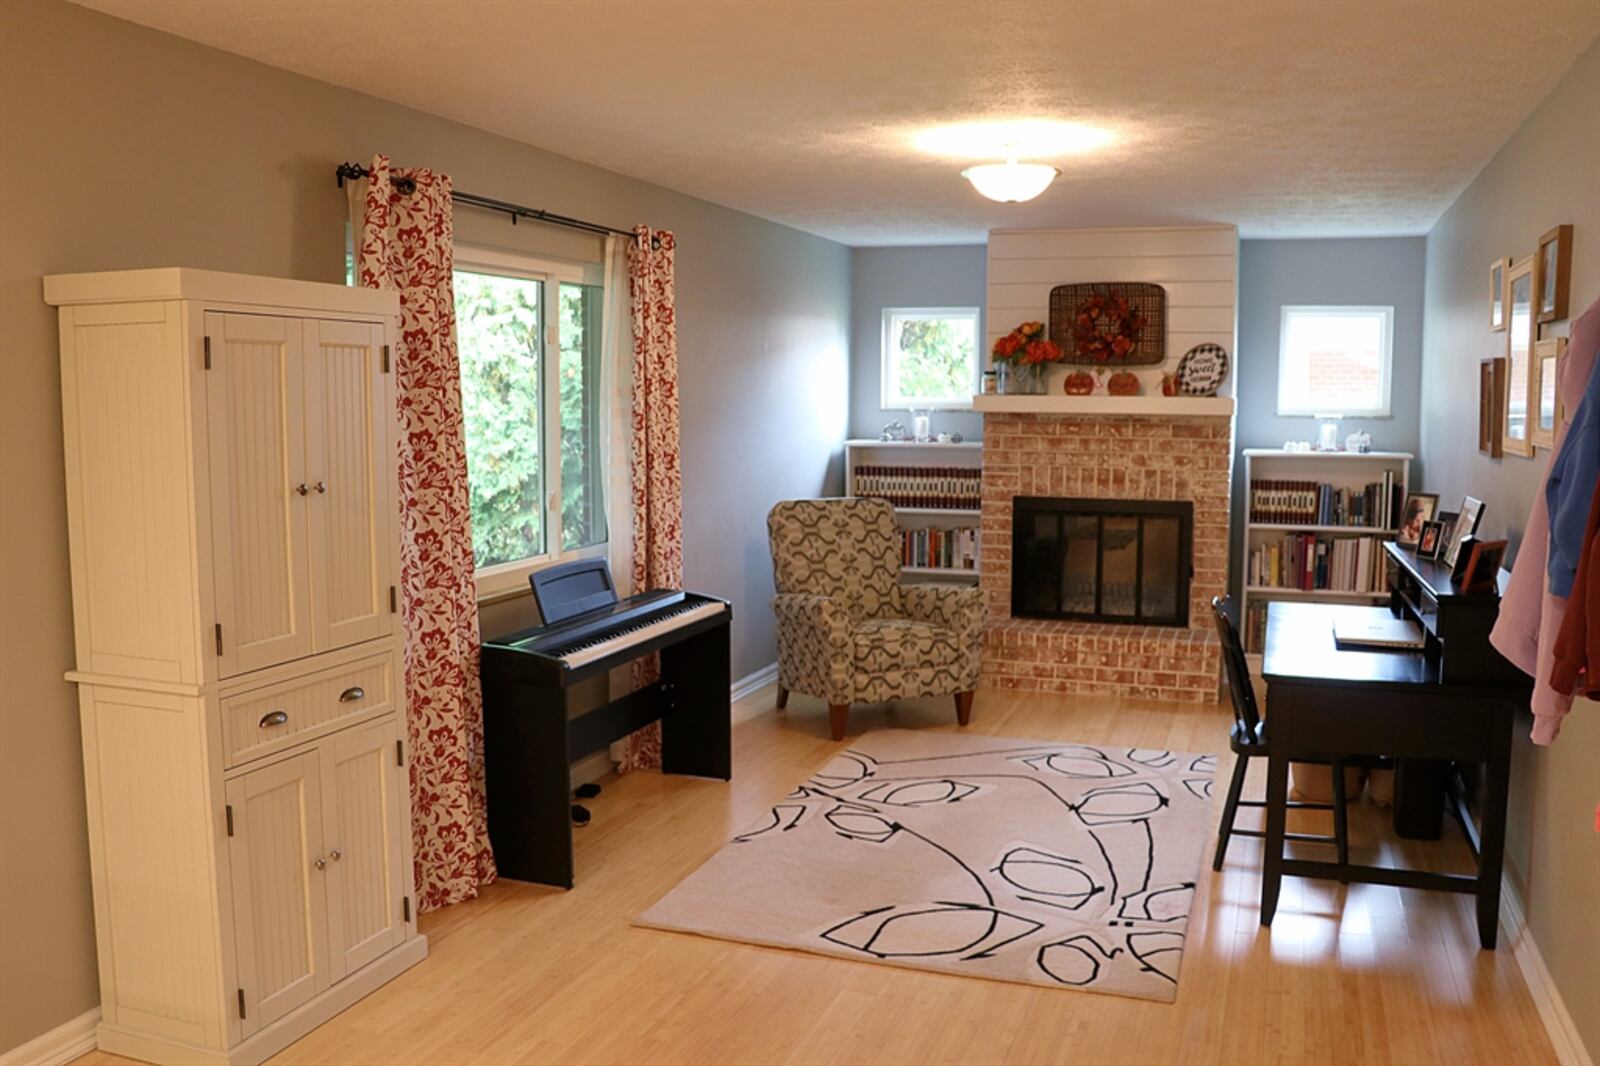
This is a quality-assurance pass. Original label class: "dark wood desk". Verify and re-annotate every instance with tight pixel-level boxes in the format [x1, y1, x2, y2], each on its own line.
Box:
[1259, 601, 1527, 949]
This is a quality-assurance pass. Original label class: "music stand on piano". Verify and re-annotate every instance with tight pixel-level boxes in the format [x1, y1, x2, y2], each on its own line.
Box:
[480, 559, 732, 888]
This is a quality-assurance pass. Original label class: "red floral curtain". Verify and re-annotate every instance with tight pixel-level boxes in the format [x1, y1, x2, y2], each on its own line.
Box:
[357, 154, 495, 909]
[619, 226, 685, 772]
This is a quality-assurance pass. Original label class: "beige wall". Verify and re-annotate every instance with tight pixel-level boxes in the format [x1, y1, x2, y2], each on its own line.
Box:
[1420, 38, 1600, 1058]
[0, 0, 849, 1049]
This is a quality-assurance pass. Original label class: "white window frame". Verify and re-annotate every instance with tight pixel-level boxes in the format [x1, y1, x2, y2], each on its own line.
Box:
[1276, 304, 1394, 418]
[880, 306, 982, 410]
[454, 244, 608, 600]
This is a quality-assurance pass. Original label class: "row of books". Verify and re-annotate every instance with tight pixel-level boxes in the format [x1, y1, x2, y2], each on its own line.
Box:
[1247, 533, 1389, 593]
[855, 465, 981, 510]
[1248, 474, 1401, 529]
[901, 526, 979, 571]
[1243, 600, 1269, 653]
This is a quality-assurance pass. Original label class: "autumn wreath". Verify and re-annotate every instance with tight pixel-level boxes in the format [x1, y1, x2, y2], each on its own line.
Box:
[1072, 293, 1146, 363]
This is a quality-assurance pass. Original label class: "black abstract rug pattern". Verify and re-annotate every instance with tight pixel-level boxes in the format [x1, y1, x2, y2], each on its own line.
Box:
[638, 729, 1215, 1002]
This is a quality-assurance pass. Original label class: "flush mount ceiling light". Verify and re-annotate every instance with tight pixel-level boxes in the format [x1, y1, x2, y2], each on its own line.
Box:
[913, 120, 1113, 204]
[960, 157, 1060, 203]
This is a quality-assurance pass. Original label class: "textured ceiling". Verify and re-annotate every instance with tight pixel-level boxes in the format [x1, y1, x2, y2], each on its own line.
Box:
[72, 0, 1600, 245]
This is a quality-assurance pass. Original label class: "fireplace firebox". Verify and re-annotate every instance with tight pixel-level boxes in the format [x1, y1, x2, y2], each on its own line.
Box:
[1011, 497, 1193, 626]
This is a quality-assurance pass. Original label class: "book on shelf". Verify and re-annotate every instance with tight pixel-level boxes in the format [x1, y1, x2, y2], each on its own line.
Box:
[1248, 473, 1401, 528]
[1245, 600, 1268, 653]
[854, 465, 981, 510]
[901, 526, 979, 571]
[1247, 532, 1389, 593]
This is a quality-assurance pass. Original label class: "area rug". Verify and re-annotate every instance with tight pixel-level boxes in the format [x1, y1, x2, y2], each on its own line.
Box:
[637, 729, 1215, 1003]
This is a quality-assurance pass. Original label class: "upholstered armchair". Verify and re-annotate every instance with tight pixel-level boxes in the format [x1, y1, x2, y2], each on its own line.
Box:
[767, 498, 984, 740]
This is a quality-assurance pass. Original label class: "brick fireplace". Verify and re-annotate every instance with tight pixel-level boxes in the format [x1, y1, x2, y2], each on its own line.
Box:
[979, 410, 1233, 704]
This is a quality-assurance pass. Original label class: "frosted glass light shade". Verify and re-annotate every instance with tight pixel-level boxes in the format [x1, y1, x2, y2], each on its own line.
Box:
[960, 160, 1059, 202]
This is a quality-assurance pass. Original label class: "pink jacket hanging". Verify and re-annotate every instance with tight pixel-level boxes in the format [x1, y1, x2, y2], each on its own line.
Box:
[1489, 295, 1600, 743]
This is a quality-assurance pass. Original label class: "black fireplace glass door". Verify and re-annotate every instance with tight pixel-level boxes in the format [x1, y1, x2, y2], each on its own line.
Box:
[1060, 516, 1098, 615]
[1010, 497, 1192, 626]
[1100, 516, 1139, 617]
[1141, 516, 1181, 620]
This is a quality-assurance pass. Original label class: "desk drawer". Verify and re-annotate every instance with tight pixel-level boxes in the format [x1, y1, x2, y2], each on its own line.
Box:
[222, 651, 396, 767]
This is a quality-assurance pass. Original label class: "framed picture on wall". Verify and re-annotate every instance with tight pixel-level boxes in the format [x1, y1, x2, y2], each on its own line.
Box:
[1531, 336, 1566, 451]
[1489, 256, 1511, 331]
[1536, 224, 1573, 324]
[1502, 255, 1536, 458]
[1479, 357, 1505, 457]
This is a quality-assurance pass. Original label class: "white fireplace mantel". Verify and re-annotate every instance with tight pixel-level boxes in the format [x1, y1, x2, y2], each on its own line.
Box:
[971, 394, 1235, 417]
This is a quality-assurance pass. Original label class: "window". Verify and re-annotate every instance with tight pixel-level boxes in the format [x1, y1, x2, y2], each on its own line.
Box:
[1276, 305, 1394, 417]
[453, 248, 607, 594]
[880, 307, 981, 409]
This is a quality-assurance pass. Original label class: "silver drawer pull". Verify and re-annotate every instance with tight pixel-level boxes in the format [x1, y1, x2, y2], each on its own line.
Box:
[258, 710, 288, 729]
[338, 686, 365, 703]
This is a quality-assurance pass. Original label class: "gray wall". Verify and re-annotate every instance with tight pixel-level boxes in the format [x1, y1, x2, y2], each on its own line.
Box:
[1419, 39, 1600, 1058]
[1229, 237, 1427, 597]
[0, 0, 849, 1049]
[849, 245, 986, 441]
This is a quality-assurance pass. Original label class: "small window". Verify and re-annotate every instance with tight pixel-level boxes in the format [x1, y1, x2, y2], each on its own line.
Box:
[880, 307, 980, 409]
[1277, 306, 1394, 417]
[454, 247, 607, 596]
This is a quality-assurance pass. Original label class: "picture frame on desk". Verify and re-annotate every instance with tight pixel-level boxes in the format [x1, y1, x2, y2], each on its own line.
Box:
[1460, 538, 1508, 593]
[1442, 496, 1484, 569]
[1417, 519, 1444, 559]
[1397, 491, 1438, 547]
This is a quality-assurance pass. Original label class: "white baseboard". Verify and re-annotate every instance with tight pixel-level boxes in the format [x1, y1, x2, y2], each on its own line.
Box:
[0, 1007, 99, 1066]
[1502, 873, 1595, 1066]
[730, 662, 779, 721]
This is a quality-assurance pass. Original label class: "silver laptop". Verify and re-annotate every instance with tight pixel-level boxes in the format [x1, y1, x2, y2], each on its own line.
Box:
[1331, 615, 1426, 650]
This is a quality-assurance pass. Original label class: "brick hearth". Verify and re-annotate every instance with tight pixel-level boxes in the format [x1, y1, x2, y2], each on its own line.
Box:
[979, 411, 1233, 703]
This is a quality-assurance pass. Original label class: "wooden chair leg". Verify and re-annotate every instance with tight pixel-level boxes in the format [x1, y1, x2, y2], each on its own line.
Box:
[828, 703, 849, 741]
[1212, 750, 1250, 872]
[954, 690, 974, 726]
[1331, 757, 1350, 879]
[775, 685, 789, 710]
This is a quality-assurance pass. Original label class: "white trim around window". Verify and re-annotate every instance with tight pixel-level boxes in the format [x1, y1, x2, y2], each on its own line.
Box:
[1276, 304, 1395, 418]
[880, 306, 982, 410]
[453, 244, 609, 601]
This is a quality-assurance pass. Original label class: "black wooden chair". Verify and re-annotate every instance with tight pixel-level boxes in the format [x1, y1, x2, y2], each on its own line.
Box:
[1210, 595, 1349, 872]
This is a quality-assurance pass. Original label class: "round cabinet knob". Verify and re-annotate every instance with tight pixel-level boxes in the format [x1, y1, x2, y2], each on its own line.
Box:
[330, 849, 342, 862]
[295, 483, 310, 496]
[314, 481, 327, 494]
[313, 857, 326, 870]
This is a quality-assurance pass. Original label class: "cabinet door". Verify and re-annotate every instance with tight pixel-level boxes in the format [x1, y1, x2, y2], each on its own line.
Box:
[320, 718, 408, 981]
[303, 319, 394, 653]
[206, 312, 312, 676]
[225, 750, 330, 1037]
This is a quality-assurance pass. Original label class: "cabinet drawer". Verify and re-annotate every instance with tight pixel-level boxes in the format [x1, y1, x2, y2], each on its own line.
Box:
[223, 652, 395, 768]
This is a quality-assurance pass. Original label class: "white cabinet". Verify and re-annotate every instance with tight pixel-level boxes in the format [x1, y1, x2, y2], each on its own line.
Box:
[206, 313, 394, 677]
[226, 751, 329, 1035]
[48, 269, 426, 1066]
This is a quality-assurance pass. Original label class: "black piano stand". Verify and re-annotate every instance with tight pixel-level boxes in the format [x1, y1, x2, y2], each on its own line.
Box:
[481, 617, 731, 889]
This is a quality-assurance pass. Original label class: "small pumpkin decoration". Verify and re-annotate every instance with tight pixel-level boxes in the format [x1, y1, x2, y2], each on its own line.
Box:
[1063, 371, 1095, 396]
[1108, 371, 1140, 396]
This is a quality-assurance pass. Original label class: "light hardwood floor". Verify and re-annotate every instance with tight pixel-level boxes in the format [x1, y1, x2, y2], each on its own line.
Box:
[79, 687, 1556, 1065]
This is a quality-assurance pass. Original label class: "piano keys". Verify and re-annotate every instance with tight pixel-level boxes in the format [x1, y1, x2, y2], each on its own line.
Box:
[480, 563, 732, 888]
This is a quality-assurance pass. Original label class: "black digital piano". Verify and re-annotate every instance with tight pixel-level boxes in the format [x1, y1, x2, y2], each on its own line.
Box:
[480, 558, 732, 888]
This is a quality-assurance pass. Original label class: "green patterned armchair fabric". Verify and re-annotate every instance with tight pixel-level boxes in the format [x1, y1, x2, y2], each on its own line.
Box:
[768, 498, 984, 710]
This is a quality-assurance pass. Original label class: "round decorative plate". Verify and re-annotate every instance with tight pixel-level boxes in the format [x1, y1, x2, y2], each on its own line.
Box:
[1176, 344, 1229, 395]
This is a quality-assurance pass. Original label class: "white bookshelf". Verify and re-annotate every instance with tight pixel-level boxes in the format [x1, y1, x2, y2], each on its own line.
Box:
[845, 438, 983, 582]
[1239, 448, 1412, 661]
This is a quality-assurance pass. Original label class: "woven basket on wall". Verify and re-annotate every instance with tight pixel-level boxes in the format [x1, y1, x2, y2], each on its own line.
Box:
[1048, 282, 1167, 365]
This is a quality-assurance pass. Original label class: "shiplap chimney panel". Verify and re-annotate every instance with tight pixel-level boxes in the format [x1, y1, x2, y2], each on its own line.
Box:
[986, 225, 1239, 395]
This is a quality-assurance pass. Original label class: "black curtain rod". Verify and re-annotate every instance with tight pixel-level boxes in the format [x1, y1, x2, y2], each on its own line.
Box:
[336, 162, 637, 240]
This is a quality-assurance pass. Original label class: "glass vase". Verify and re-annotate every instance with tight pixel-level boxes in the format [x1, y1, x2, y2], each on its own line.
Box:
[998, 362, 1047, 395]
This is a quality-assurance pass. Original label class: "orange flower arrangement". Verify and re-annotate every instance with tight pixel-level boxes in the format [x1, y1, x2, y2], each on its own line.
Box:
[992, 320, 1064, 365]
